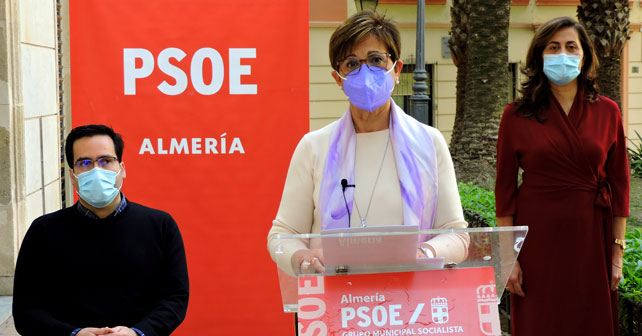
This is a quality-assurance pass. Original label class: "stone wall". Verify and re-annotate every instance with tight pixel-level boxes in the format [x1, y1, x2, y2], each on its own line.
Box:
[0, 0, 62, 295]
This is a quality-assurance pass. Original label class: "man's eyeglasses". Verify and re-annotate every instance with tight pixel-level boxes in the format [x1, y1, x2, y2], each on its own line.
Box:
[74, 156, 118, 172]
[337, 52, 392, 77]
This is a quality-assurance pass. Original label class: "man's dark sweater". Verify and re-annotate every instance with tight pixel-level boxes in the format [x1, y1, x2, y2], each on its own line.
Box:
[12, 201, 189, 336]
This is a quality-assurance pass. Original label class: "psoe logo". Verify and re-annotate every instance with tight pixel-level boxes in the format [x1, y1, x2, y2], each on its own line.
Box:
[430, 297, 449, 324]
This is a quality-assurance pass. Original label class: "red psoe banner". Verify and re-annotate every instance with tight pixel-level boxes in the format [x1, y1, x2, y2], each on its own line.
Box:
[70, 1, 308, 334]
[298, 268, 501, 336]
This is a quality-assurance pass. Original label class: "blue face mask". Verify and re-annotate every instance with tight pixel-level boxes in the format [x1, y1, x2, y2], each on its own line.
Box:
[73, 166, 122, 208]
[543, 53, 582, 86]
[340, 63, 396, 112]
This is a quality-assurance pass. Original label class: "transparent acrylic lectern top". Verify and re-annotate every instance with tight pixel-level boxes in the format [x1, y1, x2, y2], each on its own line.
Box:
[271, 226, 527, 312]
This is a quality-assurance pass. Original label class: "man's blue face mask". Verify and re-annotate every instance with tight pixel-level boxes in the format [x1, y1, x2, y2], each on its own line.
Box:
[543, 53, 582, 86]
[73, 166, 122, 208]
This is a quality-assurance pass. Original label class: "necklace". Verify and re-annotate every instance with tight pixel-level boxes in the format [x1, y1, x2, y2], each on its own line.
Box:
[354, 133, 390, 227]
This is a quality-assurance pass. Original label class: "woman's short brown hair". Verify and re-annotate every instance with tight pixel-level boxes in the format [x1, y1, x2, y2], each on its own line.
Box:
[515, 16, 599, 121]
[329, 10, 401, 72]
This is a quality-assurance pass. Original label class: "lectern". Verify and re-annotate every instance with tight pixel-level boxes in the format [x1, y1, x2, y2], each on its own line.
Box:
[271, 226, 527, 336]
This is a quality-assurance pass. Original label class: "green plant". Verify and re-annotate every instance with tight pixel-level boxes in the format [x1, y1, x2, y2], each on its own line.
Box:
[458, 182, 496, 227]
[620, 227, 642, 301]
[628, 130, 642, 178]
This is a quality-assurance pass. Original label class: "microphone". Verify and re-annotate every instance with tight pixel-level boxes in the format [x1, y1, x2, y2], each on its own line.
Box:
[341, 179, 355, 191]
[340, 179, 355, 226]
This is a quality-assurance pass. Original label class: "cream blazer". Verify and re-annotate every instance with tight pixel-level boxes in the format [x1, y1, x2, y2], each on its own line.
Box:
[267, 120, 470, 275]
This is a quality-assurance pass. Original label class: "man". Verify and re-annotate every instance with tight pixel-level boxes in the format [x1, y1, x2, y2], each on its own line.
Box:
[12, 124, 189, 336]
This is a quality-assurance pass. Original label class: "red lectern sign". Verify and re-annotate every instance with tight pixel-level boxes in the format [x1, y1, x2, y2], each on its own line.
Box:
[298, 268, 501, 336]
[69, 0, 308, 334]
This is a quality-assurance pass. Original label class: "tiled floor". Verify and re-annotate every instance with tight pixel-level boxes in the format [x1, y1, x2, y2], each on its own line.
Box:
[0, 297, 15, 336]
[0, 317, 17, 336]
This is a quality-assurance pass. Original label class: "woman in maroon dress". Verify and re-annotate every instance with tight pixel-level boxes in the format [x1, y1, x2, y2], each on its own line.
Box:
[496, 17, 629, 336]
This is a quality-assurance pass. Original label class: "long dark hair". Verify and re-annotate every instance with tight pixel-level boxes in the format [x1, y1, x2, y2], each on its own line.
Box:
[513, 17, 599, 121]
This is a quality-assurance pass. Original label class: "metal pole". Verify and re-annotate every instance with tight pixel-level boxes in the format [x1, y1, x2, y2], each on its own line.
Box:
[410, 0, 431, 125]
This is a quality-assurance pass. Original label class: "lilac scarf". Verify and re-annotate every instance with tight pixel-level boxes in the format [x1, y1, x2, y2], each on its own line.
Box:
[318, 100, 438, 231]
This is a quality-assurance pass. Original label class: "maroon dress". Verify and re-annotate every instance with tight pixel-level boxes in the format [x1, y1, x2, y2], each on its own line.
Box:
[495, 91, 630, 336]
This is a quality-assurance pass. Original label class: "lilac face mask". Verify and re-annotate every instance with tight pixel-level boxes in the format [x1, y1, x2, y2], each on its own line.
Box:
[340, 63, 396, 112]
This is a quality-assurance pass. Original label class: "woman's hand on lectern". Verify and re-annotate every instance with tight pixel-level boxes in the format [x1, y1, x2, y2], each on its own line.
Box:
[292, 249, 325, 274]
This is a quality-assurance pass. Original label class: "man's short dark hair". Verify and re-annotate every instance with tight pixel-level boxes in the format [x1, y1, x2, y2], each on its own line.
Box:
[65, 124, 125, 167]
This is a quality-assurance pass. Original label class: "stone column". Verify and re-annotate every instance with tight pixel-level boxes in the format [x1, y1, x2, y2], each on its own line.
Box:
[0, 0, 63, 295]
[0, 0, 26, 295]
